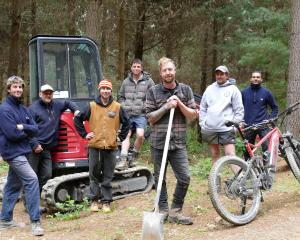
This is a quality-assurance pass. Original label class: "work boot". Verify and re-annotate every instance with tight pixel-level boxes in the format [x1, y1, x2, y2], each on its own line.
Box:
[31, 221, 44, 236]
[168, 208, 193, 225]
[102, 203, 112, 213]
[115, 154, 128, 170]
[159, 209, 169, 223]
[0, 220, 25, 230]
[90, 200, 100, 212]
[128, 150, 139, 167]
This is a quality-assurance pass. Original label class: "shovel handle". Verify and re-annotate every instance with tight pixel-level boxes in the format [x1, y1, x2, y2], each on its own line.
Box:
[154, 107, 175, 212]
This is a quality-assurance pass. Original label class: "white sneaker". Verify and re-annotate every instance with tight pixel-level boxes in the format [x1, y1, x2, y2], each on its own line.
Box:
[31, 221, 44, 236]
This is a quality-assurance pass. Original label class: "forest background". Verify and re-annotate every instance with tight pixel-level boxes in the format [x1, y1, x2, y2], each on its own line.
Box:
[1, 0, 300, 135]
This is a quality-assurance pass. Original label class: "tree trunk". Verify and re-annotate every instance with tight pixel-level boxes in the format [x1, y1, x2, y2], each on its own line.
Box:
[8, 0, 21, 76]
[287, 0, 300, 137]
[21, 39, 29, 105]
[31, 0, 37, 36]
[211, 16, 218, 83]
[134, 0, 146, 60]
[117, 1, 126, 81]
[67, 0, 76, 35]
[86, 0, 102, 41]
[200, 24, 209, 95]
[100, 0, 108, 73]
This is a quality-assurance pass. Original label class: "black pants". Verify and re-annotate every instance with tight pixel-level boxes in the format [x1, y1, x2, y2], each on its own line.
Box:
[28, 150, 52, 193]
[88, 148, 116, 203]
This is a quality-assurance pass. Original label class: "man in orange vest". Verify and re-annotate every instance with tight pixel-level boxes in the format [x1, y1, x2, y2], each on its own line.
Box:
[74, 79, 129, 213]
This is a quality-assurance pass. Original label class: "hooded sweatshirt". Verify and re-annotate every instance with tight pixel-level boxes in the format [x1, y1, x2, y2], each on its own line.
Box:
[74, 96, 130, 149]
[200, 81, 244, 132]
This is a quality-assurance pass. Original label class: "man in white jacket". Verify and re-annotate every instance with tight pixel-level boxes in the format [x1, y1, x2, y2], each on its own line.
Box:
[199, 65, 244, 164]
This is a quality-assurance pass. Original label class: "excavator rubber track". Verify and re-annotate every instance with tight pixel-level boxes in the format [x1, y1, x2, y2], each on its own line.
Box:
[41, 166, 153, 211]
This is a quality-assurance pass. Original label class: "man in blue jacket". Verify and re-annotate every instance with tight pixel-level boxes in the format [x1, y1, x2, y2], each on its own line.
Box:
[28, 84, 80, 194]
[241, 71, 278, 159]
[0, 76, 44, 236]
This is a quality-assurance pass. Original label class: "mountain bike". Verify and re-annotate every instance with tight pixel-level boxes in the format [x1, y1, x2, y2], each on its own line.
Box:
[208, 102, 300, 225]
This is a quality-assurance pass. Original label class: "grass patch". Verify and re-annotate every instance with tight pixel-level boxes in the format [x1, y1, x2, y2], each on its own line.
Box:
[190, 156, 212, 180]
[47, 197, 90, 221]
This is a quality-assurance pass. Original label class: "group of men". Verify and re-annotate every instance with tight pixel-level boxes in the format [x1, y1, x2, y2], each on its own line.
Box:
[200, 66, 278, 163]
[0, 77, 80, 236]
[0, 57, 278, 236]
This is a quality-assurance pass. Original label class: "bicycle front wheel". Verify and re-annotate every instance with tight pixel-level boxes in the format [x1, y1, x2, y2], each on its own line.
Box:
[208, 156, 261, 225]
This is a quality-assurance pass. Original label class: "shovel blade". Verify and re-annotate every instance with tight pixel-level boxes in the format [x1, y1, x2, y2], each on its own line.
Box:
[141, 211, 164, 240]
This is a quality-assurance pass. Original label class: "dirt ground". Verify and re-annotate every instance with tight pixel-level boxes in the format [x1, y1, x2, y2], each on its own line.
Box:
[1, 159, 300, 240]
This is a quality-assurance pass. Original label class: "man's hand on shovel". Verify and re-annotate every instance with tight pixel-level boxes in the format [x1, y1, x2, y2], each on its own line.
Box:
[166, 95, 178, 109]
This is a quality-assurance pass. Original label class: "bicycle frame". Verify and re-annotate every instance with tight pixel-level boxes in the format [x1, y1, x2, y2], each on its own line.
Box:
[244, 127, 282, 167]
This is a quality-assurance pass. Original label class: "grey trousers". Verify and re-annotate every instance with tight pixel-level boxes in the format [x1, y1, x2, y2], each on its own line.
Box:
[88, 148, 116, 203]
[151, 147, 191, 211]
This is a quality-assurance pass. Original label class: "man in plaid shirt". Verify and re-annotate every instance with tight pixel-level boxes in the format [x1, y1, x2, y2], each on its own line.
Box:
[145, 57, 197, 225]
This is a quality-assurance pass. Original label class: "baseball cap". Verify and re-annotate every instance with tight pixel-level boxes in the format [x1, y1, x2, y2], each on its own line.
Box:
[40, 84, 54, 92]
[98, 79, 112, 90]
[215, 65, 229, 73]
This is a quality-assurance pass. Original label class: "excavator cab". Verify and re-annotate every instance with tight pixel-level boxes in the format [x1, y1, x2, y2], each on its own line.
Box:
[29, 35, 103, 174]
[27, 36, 153, 210]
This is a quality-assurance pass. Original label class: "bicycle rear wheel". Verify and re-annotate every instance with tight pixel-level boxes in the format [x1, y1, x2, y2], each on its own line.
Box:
[208, 156, 261, 225]
[285, 146, 300, 183]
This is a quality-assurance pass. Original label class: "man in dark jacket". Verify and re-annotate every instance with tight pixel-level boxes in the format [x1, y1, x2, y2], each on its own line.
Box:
[0, 76, 44, 236]
[117, 58, 155, 169]
[28, 84, 80, 193]
[241, 71, 278, 159]
[74, 79, 129, 213]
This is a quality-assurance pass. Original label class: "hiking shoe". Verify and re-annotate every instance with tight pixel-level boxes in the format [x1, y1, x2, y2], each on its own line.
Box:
[31, 221, 44, 236]
[115, 155, 128, 170]
[168, 208, 193, 225]
[0, 220, 25, 230]
[102, 203, 112, 213]
[90, 201, 100, 212]
[128, 150, 139, 167]
[159, 209, 169, 223]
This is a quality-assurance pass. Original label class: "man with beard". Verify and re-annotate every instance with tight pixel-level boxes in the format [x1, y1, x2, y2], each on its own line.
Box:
[0, 76, 44, 236]
[241, 71, 278, 160]
[74, 79, 129, 213]
[145, 57, 197, 225]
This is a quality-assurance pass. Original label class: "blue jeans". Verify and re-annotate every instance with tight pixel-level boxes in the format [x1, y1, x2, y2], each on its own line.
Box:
[0, 155, 40, 222]
[151, 147, 191, 211]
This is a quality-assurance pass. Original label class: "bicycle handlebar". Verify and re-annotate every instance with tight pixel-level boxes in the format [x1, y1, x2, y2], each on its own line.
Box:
[225, 102, 300, 138]
[277, 101, 300, 118]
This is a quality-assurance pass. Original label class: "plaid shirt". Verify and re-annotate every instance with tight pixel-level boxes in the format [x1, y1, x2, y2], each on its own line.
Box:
[145, 81, 196, 150]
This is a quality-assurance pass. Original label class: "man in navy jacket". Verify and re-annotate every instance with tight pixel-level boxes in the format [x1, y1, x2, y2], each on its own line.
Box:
[0, 76, 44, 236]
[28, 84, 79, 193]
[241, 71, 278, 159]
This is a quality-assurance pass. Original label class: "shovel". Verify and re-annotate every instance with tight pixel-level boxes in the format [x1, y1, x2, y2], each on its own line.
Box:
[141, 107, 175, 240]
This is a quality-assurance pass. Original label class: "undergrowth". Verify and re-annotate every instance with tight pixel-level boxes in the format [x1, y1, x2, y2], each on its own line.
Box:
[48, 197, 90, 221]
